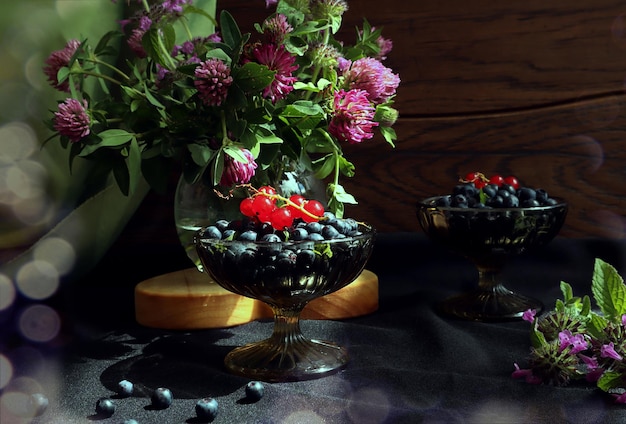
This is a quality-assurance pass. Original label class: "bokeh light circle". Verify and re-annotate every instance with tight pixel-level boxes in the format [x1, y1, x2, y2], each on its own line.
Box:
[16, 260, 59, 300]
[0, 274, 17, 311]
[33, 237, 76, 276]
[0, 354, 13, 390]
[18, 304, 61, 343]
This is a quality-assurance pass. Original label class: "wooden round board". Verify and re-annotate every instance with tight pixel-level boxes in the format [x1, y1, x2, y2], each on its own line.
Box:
[135, 268, 378, 329]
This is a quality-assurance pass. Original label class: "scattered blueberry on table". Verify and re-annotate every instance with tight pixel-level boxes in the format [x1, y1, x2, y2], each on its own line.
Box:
[245, 381, 265, 402]
[195, 397, 219, 421]
[95, 397, 115, 417]
[150, 387, 173, 409]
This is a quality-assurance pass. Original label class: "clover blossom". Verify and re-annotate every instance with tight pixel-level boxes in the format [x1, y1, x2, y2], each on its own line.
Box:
[43, 39, 81, 92]
[262, 14, 293, 44]
[342, 57, 400, 104]
[522, 308, 536, 323]
[220, 148, 258, 187]
[558, 330, 588, 354]
[53, 99, 91, 143]
[329, 89, 378, 145]
[251, 44, 299, 103]
[194, 59, 233, 106]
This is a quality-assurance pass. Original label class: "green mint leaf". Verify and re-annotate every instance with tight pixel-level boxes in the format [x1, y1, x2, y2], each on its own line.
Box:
[591, 258, 626, 321]
[597, 370, 624, 392]
[586, 312, 609, 340]
[560, 281, 574, 302]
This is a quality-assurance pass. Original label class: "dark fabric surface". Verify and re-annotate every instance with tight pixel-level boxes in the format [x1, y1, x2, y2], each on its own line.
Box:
[4, 233, 626, 423]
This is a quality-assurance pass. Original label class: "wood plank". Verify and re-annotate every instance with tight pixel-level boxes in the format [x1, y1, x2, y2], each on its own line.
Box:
[220, 0, 626, 113]
[340, 96, 626, 238]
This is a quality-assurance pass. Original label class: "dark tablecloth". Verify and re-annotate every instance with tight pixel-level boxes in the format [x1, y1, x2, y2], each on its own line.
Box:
[3, 232, 626, 423]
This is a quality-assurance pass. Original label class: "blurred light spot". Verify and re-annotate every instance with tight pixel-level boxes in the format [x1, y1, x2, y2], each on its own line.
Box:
[34, 237, 76, 275]
[24, 53, 45, 90]
[0, 354, 13, 390]
[0, 391, 30, 419]
[6, 160, 47, 201]
[0, 121, 37, 161]
[0, 274, 16, 311]
[16, 260, 60, 300]
[18, 304, 61, 343]
[569, 135, 604, 173]
[346, 387, 390, 424]
[467, 399, 525, 423]
[283, 410, 325, 424]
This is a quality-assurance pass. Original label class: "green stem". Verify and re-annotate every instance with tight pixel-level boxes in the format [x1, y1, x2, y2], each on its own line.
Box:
[86, 57, 131, 82]
[78, 70, 123, 86]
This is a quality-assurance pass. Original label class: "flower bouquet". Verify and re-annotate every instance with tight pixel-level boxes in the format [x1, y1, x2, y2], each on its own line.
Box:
[43, 0, 400, 218]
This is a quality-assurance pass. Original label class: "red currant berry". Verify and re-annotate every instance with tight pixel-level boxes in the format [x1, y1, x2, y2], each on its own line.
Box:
[269, 207, 293, 230]
[504, 175, 520, 190]
[464, 172, 480, 182]
[302, 199, 325, 223]
[239, 197, 255, 218]
[474, 180, 487, 189]
[489, 174, 505, 186]
[258, 186, 277, 198]
[252, 195, 275, 222]
[287, 194, 306, 220]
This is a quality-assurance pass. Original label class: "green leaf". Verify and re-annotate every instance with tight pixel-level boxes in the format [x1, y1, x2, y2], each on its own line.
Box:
[312, 154, 335, 179]
[332, 184, 357, 204]
[219, 10, 242, 52]
[529, 324, 547, 348]
[232, 62, 274, 92]
[188, 143, 215, 167]
[586, 312, 609, 340]
[126, 137, 141, 195]
[205, 48, 232, 65]
[379, 125, 397, 147]
[597, 370, 624, 392]
[338, 156, 355, 178]
[560, 281, 574, 302]
[79, 130, 134, 156]
[112, 158, 130, 196]
[591, 258, 626, 321]
[223, 144, 248, 162]
[143, 82, 165, 109]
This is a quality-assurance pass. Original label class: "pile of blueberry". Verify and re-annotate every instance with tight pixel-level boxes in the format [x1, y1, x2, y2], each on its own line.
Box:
[434, 172, 561, 209]
[200, 211, 363, 243]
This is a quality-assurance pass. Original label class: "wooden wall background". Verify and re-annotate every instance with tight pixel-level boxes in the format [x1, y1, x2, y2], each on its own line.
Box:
[218, 0, 626, 238]
[219, 0, 626, 239]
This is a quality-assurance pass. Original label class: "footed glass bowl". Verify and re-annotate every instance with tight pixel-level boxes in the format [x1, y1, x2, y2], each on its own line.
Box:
[416, 197, 568, 321]
[194, 223, 375, 382]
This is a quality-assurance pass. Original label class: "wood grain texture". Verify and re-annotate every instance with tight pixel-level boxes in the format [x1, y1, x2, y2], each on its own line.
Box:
[214, 1, 626, 238]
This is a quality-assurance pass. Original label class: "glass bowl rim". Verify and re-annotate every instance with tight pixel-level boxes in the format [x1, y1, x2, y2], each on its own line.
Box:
[417, 195, 568, 213]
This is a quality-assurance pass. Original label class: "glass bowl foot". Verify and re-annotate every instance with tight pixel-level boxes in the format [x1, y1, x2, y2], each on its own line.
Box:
[224, 338, 348, 382]
[438, 285, 543, 321]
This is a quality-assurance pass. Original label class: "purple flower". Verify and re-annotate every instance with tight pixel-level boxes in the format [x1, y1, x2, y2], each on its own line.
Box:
[43, 39, 81, 92]
[161, 0, 191, 14]
[329, 89, 378, 145]
[194, 59, 233, 106]
[522, 309, 536, 323]
[622, 314, 626, 327]
[265, 0, 278, 7]
[220, 148, 258, 187]
[53, 98, 91, 143]
[614, 392, 626, 404]
[511, 363, 542, 385]
[558, 330, 587, 354]
[262, 14, 293, 44]
[601, 342, 623, 360]
[342, 57, 400, 104]
[251, 44, 298, 103]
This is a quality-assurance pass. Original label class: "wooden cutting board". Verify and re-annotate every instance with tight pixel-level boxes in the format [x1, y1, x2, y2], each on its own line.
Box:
[135, 268, 378, 329]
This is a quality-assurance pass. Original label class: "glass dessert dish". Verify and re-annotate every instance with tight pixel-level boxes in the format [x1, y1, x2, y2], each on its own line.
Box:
[416, 197, 568, 321]
[194, 223, 375, 382]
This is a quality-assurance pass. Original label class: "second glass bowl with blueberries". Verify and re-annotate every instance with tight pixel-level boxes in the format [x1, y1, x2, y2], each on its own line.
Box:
[416, 172, 568, 321]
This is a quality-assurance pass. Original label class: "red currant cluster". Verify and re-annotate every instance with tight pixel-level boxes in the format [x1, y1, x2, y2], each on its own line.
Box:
[238, 185, 325, 230]
[461, 172, 519, 190]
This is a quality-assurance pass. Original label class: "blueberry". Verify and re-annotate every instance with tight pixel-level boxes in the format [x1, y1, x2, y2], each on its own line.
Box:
[261, 233, 281, 243]
[238, 230, 258, 241]
[201, 226, 221, 240]
[95, 397, 115, 417]
[245, 381, 265, 402]
[305, 221, 322, 233]
[307, 232, 324, 241]
[28, 393, 48, 417]
[123, 420, 139, 424]
[503, 194, 519, 208]
[214, 219, 230, 232]
[321, 224, 340, 240]
[117, 379, 133, 397]
[482, 184, 498, 198]
[290, 227, 308, 241]
[195, 397, 219, 421]
[222, 229, 236, 239]
[296, 249, 316, 269]
[151, 387, 173, 409]
[517, 187, 536, 201]
[486, 195, 504, 208]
